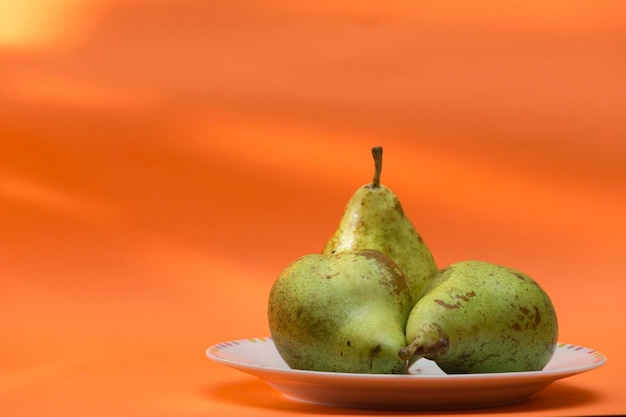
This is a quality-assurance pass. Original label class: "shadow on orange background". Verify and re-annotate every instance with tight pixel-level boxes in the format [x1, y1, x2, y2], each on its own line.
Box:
[1, 1, 625, 416]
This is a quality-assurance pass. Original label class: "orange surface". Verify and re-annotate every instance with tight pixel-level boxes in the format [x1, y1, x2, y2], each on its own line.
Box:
[1, 1, 625, 416]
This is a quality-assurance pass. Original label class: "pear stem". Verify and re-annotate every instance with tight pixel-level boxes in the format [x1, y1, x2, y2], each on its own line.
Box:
[398, 343, 418, 362]
[398, 337, 449, 361]
[371, 146, 383, 188]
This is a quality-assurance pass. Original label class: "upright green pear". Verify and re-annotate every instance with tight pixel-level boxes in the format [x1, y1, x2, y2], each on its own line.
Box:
[268, 250, 412, 374]
[322, 146, 438, 303]
[399, 260, 558, 373]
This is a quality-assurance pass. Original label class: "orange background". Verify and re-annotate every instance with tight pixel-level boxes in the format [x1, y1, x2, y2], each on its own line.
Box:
[1, 1, 625, 416]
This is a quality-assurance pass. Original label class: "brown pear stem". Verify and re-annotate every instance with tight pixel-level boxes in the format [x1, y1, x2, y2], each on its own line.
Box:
[371, 146, 383, 188]
[398, 337, 449, 361]
[398, 343, 418, 361]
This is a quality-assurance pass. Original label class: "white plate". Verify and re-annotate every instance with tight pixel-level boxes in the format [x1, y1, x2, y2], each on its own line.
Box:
[206, 337, 606, 410]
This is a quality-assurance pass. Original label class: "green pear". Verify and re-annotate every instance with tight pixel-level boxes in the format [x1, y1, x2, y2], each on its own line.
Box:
[268, 249, 412, 374]
[322, 146, 438, 303]
[399, 260, 558, 373]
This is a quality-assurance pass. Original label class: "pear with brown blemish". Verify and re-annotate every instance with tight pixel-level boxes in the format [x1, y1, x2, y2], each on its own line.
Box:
[268, 250, 413, 374]
[399, 260, 558, 373]
[322, 146, 438, 304]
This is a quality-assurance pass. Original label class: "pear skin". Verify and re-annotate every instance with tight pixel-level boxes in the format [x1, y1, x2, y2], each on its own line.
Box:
[268, 250, 412, 374]
[399, 260, 558, 373]
[322, 147, 438, 304]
